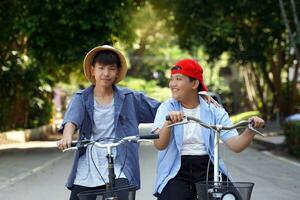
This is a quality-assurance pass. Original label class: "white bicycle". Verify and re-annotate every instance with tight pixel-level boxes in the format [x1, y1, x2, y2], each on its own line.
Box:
[64, 134, 159, 200]
[167, 115, 265, 200]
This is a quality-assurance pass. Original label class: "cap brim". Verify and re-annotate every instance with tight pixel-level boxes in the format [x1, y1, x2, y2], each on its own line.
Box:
[83, 45, 127, 84]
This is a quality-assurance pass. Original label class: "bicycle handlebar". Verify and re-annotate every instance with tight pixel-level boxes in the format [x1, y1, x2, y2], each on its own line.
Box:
[166, 115, 265, 137]
[64, 134, 159, 152]
[139, 134, 160, 140]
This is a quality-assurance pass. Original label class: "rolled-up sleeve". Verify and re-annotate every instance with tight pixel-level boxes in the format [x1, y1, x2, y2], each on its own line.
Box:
[215, 107, 239, 141]
[58, 94, 84, 134]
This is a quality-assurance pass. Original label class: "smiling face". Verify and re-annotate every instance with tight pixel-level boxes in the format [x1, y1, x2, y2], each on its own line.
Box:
[91, 62, 119, 88]
[169, 73, 199, 102]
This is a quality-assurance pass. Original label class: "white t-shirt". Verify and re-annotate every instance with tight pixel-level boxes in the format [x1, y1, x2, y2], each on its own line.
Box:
[181, 105, 208, 155]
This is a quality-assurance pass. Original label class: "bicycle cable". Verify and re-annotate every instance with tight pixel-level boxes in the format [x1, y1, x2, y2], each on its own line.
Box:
[117, 140, 128, 179]
[90, 136, 134, 186]
[206, 153, 211, 183]
[90, 137, 120, 185]
[90, 142, 107, 184]
[117, 139, 136, 185]
[205, 130, 230, 184]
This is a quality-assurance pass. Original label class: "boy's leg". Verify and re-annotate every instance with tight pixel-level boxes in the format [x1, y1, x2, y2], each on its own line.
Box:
[69, 184, 105, 200]
[157, 178, 195, 200]
[69, 185, 91, 200]
[115, 178, 136, 200]
[157, 155, 201, 200]
[70, 179, 133, 200]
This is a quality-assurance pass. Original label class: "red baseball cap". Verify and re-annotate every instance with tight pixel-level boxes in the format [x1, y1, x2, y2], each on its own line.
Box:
[171, 58, 208, 91]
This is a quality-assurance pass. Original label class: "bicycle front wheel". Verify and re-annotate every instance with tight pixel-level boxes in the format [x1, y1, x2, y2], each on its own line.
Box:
[195, 181, 254, 200]
[77, 184, 137, 200]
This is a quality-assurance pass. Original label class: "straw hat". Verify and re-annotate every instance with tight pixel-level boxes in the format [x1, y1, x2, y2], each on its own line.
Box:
[83, 45, 128, 84]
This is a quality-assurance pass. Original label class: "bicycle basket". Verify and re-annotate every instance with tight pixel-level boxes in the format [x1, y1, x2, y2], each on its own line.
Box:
[195, 181, 254, 200]
[77, 184, 137, 200]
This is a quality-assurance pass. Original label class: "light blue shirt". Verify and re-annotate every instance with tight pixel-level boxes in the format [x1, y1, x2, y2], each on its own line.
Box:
[152, 96, 238, 196]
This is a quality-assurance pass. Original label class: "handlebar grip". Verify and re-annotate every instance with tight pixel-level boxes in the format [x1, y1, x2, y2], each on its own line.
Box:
[139, 134, 159, 140]
[165, 115, 171, 121]
[70, 141, 78, 147]
[70, 139, 90, 147]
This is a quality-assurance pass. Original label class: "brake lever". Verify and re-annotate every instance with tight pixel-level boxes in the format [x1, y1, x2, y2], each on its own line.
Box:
[63, 147, 77, 152]
[248, 124, 266, 137]
[63, 140, 93, 152]
[167, 118, 189, 128]
[136, 139, 154, 144]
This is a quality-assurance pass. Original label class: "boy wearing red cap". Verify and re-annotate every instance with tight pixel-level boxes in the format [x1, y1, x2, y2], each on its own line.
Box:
[152, 59, 264, 199]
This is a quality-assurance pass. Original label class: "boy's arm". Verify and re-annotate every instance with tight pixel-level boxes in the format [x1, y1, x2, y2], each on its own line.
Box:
[57, 94, 85, 151]
[153, 121, 172, 150]
[57, 122, 76, 150]
[225, 116, 265, 153]
[153, 109, 184, 150]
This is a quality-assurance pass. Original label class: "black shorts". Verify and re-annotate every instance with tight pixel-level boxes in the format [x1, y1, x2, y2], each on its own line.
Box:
[70, 178, 133, 200]
[158, 155, 228, 200]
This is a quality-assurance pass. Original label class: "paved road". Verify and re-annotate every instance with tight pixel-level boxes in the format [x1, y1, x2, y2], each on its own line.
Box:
[0, 145, 71, 199]
[0, 129, 300, 199]
[1, 144, 300, 200]
[0, 143, 157, 200]
[220, 146, 300, 200]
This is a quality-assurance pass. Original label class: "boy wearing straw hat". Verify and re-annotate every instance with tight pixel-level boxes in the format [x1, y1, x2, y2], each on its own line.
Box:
[57, 45, 160, 200]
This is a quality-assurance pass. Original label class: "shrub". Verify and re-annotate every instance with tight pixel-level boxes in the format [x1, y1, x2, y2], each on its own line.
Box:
[284, 121, 300, 157]
[119, 77, 170, 102]
[230, 111, 261, 124]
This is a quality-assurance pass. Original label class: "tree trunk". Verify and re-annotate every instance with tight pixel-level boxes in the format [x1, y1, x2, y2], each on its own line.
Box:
[279, 0, 300, 116]
[243, 64, 259, 111]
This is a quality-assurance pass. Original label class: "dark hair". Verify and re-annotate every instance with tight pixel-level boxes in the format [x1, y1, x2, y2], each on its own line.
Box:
[92, 50, 121, 68]
[171, 66, 181, 70]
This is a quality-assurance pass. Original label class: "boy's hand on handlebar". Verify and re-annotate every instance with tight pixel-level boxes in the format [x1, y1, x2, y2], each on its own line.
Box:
[248, 116, 265, 129]
[57, 134, 73, 151]
[57, 123, 76, 151]
[166, 111, 184, 124]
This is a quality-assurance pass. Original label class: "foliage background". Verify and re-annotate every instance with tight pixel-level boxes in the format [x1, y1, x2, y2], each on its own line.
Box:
[0, 0, 299, 132]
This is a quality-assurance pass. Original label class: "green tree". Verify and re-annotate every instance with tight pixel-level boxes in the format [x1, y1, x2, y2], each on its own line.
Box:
[151, 0, 300, 119]
[125, 2, 177, 83]
[124, 1, 196, 89]
[0, 0, 140, 131]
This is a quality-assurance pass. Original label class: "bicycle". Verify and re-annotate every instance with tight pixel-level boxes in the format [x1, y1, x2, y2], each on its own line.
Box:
[166, 115, 265, 200]
[63, 134, 159, 200]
